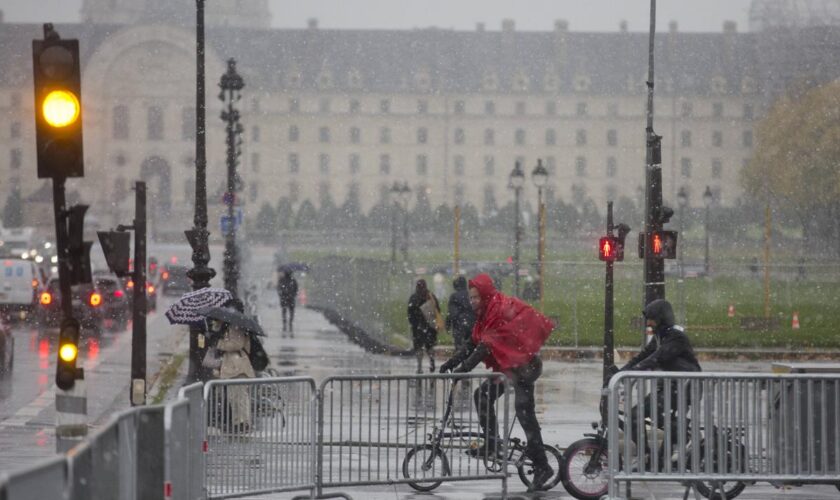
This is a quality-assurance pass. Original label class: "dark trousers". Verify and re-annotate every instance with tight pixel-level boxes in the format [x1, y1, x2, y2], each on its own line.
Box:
[281, 302, 295, 330]
[474, 356, 548, 468]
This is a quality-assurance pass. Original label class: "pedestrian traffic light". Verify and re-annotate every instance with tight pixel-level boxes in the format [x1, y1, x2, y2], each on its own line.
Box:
[67, 204, 92, 284]
[599, 236, 618, 261]
[97, 230, 131, 277]
[56, 318, 80, 390]
[32, 25, 83, 179]
[650, 230, 678, 259]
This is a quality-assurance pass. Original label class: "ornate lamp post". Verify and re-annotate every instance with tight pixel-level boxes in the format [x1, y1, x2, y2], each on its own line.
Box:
[219, 58, 244, 297]
[531, 159, 549, 310]
[508, 162, 525, 297]
[677, 186, 688, 324]
[703, 185, 713, 276]
[398, 182, 412, 264]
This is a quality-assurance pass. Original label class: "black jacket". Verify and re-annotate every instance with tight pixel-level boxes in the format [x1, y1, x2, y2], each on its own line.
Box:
[445, 277, 475, 336]
[407, 292, 439, 338]
[277, 275, 298, 305]
[623, 325, 701, 372]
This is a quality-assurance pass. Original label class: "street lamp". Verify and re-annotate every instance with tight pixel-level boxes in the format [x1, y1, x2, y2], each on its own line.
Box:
[531, 159, 549, 310]
[509, 162, 525, 296]
[703, 185, 713, 276]
[399, 182, 412, 264]
[219, 58, 244, 298]
[389, 182, 400, 267]
[677, 186, 689, 324]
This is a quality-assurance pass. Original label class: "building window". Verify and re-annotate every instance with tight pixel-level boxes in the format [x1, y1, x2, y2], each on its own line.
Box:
[349, 154, 360, 174]
[349, 99, 361, 113]
[319, 98, 330, 113]
[576, 129, 587, 146]
[485, 101, 495, 115]
[484, 156, 495, 176]
[251, 126, 260, 142]
[681, 130, 692, 148]
[544, 129, 556, 146]
[515, 101, 526, 116]
[289, 125, 299, 142]
[379, 99, 390, 113]
[484, 129, 494, 146]
[606, 157, 617, 178]
[680, 158, 692, 178]
[607, 129, 618, 147]
[416, 155, 428, 176]
[10, 122, 21, 139]
[10, 149, 21, 169]
[576, 102, 587, 117]
[379, 154, 391, 174]
[454, 155, 465, 176]
[454, 128, 465, 145]
[147, 106, 163, 140]
[712, 102, 723, 118]
[712, 130, 723, 147]
[743, 130, 753, 147]
[380, 127, 391, 144]
[417, 127, 428, 144]
[319, 127, 330, 143]
[250, 97, 260, 113]
[417, 99, 428, 114]
[289, 98, 300, 112]
[454, 100, 465, 114]
[350, 127, 361, 144]
[515, 129, 526, 146]
[680, 101, 693, 117]
[575, 157, 587, 177]
[181, 107, 195, 141]
[113, 105, 129, 140]
[711, 159, 722, 179]
[454, 183, 465, 203]
[251, 152, 260, 173]
[743, 104, 754, 120]
[319, 154, 330, 174]
[249, 183, 258, 202]
[288, 153, 299, 173]
[545, 101, 557, 116]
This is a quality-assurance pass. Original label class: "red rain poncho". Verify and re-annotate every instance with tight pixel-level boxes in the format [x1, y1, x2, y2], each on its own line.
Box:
[469, 274, 555, 372]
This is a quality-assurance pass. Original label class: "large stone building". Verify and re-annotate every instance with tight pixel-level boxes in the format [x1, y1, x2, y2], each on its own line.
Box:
[1, 0, 838, 234]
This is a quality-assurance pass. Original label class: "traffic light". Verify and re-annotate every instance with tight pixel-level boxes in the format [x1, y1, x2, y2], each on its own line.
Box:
[599, 236, 619, 261]
[648, 230, 678, 259]
[67, 204, 92, 284]
[98, 230, 131, 277]
[32, 26, 83, 178]
[56, 318, 81, 390]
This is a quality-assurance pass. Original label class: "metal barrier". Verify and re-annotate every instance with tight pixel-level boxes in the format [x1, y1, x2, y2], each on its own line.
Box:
[0, 456, 67, 500]
[316, 373, 510, 497]
[204, 377, 317, 499]
[606, 371, 840, 499]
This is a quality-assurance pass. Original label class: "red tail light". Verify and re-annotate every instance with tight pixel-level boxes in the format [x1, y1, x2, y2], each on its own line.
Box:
[147, 284, 155, 294]
[40, 292, 53, 305]
[114, 289, 124, 298]
[126, 279, 134, 289]
[32, 279, 40, 288]
[161, 271, 169, 280]
[89, 292, 102, 307]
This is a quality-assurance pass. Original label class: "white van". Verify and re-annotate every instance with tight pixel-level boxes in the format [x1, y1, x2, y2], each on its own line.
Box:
[0, 258, 38, 317]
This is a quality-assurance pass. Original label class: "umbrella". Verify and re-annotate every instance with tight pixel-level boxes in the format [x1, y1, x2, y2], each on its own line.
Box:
[165, 287, 233, 325]
[277, 262, 310, 273]
[199, 306, 265, 337]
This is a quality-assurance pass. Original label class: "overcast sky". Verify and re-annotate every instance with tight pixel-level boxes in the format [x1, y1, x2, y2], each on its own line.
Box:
[3, 0, 754, 32]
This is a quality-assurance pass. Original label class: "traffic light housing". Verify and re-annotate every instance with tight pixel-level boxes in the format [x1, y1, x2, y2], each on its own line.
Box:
[32, 26, 83, 179]
[56, 318, 81, 390]
[98, 230, 132, 277]
[638, 230, 679, 259]
[599, 236, 619, 262]
[66, 204, 92, 284]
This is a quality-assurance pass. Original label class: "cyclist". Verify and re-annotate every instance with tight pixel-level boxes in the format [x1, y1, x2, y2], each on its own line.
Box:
[440, 273, 555, 492]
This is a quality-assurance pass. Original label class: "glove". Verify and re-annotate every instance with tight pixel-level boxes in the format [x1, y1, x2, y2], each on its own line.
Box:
[439, 359, 457, 373]
[453, 365, 469, 374]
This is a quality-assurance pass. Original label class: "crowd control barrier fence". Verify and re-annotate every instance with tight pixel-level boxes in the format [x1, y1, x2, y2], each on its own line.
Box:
[605, 371, 840, 499]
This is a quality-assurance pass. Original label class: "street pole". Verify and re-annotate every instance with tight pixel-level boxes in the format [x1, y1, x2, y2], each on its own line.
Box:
[514, 185, 521, 297]
[130, 182, 147, 405]
[538, 187, 545, 311]
[390, 203, 397, 268]
[402, 200, 410, 264]
[678, 201, 686, 325]
[187, 0, 216, 383]
[453, 204, 461, 276]
[704, 198, 711, 277]
[220, 58, 244, 298]
[764, 198, 772, 318]
[603, 201, 615, 385]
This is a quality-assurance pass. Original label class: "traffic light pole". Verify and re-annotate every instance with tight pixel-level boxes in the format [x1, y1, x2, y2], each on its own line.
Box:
[130, 182, 147, 405]
[52, 178, 74, 320]
[603, 201, 615, 384]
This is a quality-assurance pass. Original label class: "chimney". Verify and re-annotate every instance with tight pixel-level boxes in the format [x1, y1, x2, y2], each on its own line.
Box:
[619, 20, 628, 32]
[502, 19, 515, 32]
[307, 18, 318, 30]
[476, 22, 485, 32]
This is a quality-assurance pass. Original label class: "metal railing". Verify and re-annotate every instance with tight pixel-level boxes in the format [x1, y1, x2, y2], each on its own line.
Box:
[606, 371, 840, 499]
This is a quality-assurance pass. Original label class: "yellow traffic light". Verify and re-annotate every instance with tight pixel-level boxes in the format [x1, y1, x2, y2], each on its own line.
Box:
[42, 90, 80, 128]
[59, 342, 78, 363]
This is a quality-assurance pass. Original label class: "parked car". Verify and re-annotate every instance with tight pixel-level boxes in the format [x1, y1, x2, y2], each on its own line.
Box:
[0, 258, 39, 321]
[160, 265, 191, 296]
[36, 278, 104, 336]
[0, 317, 13, 375]
[93, 274, 130, 331]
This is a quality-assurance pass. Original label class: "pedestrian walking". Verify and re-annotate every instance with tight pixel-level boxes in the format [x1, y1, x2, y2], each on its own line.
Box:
[277, 270, 299, 336]
[407, 279, 442, 374]
[445, 276, 475, 350]
[439, 273, 555, 492]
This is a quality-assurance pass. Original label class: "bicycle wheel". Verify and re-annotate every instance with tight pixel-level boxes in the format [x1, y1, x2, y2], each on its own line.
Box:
[516, 444, 564, 491]
[692, 437, 747, 499]
[402, 444, 450, 492]
[560, 438, 610, 500]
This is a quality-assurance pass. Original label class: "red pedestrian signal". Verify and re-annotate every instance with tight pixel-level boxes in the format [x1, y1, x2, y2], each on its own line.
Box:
[599, 236, 618, 261]
[650, 231, 678, 259]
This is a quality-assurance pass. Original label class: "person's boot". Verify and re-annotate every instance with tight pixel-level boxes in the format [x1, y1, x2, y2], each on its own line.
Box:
[528, 459, 554, 492]
[428, 352, 435, 373]
[416, 352, 423, 374]
[289, 325, 294, 338]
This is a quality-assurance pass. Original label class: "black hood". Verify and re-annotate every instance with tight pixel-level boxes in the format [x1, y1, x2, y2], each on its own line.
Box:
[452, 276, 468, 291]
[643, 299, 675, 329]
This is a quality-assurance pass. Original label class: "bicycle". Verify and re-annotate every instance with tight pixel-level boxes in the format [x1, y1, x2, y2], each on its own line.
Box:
[560, 395, 747, 500]
[401, 377, 564, 492]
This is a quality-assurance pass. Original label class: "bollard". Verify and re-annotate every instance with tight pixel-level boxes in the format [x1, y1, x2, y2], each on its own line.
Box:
[56, 379, 88, 453]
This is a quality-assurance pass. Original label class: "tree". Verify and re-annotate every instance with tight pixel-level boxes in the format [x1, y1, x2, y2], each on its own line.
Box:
[253, 202, 275, 242]
[294, 200, 317, 229]
[741, 82, 840, 252]
[2, 187, 23, 228]
[275, 197, 294, 230]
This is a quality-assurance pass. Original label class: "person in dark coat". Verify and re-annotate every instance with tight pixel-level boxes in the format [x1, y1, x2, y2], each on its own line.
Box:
[407, 279, 440, 374]
[277, 270, 299, 336]
[445, 276, 475, 350]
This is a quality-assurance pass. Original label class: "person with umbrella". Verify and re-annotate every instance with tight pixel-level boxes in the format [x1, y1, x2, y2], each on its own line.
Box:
[276, 268, 299, 336]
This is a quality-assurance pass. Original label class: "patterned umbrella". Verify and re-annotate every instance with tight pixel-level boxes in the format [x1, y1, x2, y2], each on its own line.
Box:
[165, 287, 233, 325]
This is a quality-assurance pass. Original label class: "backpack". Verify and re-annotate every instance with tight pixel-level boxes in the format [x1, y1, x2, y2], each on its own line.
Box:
[248, 336, 269, 372]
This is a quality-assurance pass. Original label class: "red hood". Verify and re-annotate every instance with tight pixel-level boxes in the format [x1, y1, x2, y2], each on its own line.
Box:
[468, 273, 497, 319]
